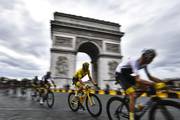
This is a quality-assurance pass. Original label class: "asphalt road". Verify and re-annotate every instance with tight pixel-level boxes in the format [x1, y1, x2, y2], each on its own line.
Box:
[0, 89, 179, 120]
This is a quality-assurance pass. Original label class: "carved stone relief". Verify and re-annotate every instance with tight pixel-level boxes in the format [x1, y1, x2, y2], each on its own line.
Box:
[53, 26, 121, 40]
[55, 56, 69, 76]
[106, 43, 120, 53]
[76, 37, 102, 49]
[55, 36, 73, 47]
[108, 61, 118, 79]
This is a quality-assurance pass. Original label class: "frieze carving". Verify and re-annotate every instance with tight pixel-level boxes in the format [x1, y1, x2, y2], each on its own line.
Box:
[106, 43, 120, 53]
[108, 61, 118, 79]
[54, 36, 73, 47]
[76, 37, 102, 49]
[52, 25, 122, 41]
[55, 56, 69, 76]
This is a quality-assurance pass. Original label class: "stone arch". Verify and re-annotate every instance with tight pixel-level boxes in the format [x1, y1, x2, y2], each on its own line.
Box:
[50, 12, 124, 88]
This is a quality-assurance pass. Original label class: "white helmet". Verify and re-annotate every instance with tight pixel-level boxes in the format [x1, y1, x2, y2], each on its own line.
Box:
[142, 49, 156, 60]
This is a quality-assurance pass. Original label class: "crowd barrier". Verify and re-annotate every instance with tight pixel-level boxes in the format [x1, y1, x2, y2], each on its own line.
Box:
[51, 88, 180, 99]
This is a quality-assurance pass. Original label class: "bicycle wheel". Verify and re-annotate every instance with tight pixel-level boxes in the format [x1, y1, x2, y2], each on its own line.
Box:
[149, 99, 180, 120]
[68, 92, 79, 112]
[86, 93, 102, 117]
[46, 91, 55, 108]
[106, 96, 129, 120]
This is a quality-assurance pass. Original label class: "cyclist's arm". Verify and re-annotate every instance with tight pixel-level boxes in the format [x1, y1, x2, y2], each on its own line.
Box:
[90, 76, 98, 86]
[88, 71, 97, 86]
[128, 59, 152, 85]
[144, 66, 162, 83]
[78, 79, 84, 84]
[51, 80, 56, 86]
[48, 78, 56, 87]
[149, 76, 162, 82]
[134, 75, 154, 86]
[129, 59, 153, 86]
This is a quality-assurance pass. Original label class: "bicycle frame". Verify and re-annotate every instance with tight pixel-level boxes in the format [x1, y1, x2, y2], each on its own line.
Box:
[78, 85, 94, 106]
[119, 90, 166, 119]
[136, 97, 156, 118]
[118, 96, 129, 119]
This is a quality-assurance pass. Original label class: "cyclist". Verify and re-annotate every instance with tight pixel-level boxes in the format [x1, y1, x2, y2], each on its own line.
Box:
[72, 62, 98, 104]
[115, 49, 163, 120]
[31, 76, 39, 96]
[39, 72, 56, 104]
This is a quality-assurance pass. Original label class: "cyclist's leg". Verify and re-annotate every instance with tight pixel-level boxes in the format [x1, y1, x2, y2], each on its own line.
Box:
[127, 88, 136, 120]
[39, 81, 44, 96]
[74, 81, 85, 109]
[41, 83, 50, 102]
[75, 81, 84, 95]
[115, 72, 135, 90]
[39, 88, 44, 104]
[116, 73, 136, 120]
[77, 82, 86, 110]
[73, 81, 82, 102]
[74, 82, 79, 96]
[126, 75, 137, 120]
[44, 83, 50, 94]
[34, 83, 39, 96]
[39, 82, 46, 104]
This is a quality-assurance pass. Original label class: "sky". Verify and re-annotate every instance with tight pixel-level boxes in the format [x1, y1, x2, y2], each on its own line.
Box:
[0, 0, 180, 79]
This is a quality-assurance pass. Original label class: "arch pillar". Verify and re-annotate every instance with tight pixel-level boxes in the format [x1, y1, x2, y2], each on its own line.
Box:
[97, 55, 122, 88]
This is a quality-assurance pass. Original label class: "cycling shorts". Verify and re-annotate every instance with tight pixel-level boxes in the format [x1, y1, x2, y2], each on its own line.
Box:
[75, 81, 84, 88]
[115, 72, 136, 90]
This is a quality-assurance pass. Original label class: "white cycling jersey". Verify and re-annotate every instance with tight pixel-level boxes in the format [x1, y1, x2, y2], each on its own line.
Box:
[116, 58, 147, 76]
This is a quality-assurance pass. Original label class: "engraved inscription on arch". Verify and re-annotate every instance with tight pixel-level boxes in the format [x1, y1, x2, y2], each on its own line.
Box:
[108, 61, 118, 79]
[54, 36, 73, 47]
[55, 56, 69, 76]
[106, 43, 120, 53]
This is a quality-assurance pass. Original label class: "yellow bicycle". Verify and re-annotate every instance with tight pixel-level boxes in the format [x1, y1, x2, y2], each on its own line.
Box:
[31, 84, 41, 101]
[31, 84, 55, 108]
[68, 84, 102, 117]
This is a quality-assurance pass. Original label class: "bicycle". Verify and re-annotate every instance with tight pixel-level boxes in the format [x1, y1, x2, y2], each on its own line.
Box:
[68, 84, 102, 117]
[106, 82, 180, 120]
[31, 84, 41, 102]
[31, 84, 55, 108]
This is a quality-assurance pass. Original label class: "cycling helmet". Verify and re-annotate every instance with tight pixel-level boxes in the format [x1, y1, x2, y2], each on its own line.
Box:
[142, 49, 156, 60]
[82, 62, 89, 70]
[46, 71, 51, 78]
[47, 71, 51, 75]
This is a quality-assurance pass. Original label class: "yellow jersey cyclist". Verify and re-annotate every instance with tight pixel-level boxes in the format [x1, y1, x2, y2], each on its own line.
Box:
[72, 62, 99, 101]
[39, 71, 56, 104]
[115, 49, 165, 120]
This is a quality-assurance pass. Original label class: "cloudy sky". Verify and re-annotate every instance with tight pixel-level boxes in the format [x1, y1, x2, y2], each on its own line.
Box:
[0, 0, 180, 79]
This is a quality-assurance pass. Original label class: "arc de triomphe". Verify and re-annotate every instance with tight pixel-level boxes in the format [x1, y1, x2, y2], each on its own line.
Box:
[50, 12, 124, 88]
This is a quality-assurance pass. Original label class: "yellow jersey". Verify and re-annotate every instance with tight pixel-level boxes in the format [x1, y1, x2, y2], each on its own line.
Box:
[74, 69, 91, 80]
